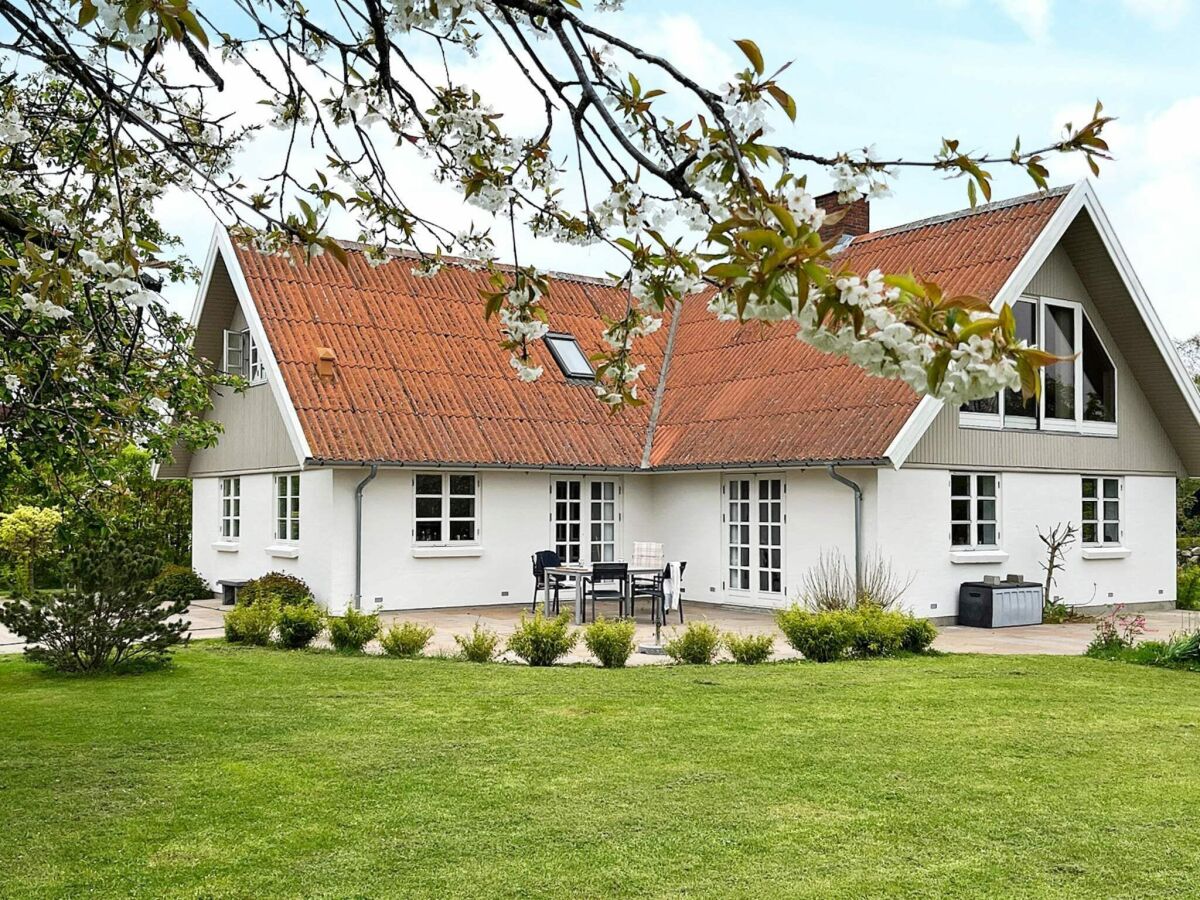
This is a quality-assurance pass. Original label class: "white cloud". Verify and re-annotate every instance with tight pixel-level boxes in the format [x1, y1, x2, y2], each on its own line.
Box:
[1121, 0, 1191, 27]
[994, 0, 1052, 41]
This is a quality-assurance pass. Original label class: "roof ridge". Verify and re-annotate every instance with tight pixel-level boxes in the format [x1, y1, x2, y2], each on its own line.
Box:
[848, 183, 1074, 246]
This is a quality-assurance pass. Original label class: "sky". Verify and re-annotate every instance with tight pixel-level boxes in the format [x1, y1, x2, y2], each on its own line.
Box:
[158, 0, 1200, 336]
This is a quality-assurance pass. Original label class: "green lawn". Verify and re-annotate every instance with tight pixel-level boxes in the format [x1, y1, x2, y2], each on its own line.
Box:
[2, 645, 1199, 898]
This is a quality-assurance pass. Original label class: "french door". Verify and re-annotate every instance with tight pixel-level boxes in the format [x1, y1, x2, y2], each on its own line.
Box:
[724, 476, 785, 600]
[552, 477, 619, 563]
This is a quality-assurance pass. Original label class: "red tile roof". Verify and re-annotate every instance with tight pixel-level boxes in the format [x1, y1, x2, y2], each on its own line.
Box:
[230, 187, 1068, 469]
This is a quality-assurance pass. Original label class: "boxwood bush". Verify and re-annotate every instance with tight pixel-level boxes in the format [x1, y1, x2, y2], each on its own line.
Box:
[150, 565, 212, 606]
[328, 605, 381, 653]
[225, 597, 280, 646]
[380, 621, 435, 658]
[777, 605, 938, 662]
[454, 623, 500, 663]
[507, 610, 578, 666]
[583, 617, 637, 668]
[664, 620, 722, 665]
[276, 603, 324, 650]
[724, 631, 774, 665]
[238, 571, 312, 608]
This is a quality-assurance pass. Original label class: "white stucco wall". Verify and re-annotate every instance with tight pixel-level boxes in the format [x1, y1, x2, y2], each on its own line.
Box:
[193, 463, 1174, 619]
[191, 468, 335, 603]
[877, 467, 1176, 618]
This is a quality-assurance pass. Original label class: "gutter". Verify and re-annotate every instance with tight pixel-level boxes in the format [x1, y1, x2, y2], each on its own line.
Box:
[308, 457, 890, 474]
[353, 463, 378, 609]
[827, 466, 863, 597]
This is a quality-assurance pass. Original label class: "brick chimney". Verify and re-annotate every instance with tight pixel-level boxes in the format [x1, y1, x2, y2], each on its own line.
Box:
[814, 191, 870, 244]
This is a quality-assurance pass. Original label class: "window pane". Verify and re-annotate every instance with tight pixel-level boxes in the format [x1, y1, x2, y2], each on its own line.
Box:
[1044, 304, 1076, 420]
[449, 520, 475, 541]
[415, 497, 442, 518]
[1082, 500, 1097, 521]
[545, 335, 594, 378]
[1103, 479, 1119, 499]
[1104, 501, 1119, 521]
[951, 523, 970, 546]
[951, 499, 970, 521]
[449, 497, 474, 518]
[1082, 478, 1097, 498]
[1103, 522, 1120, 543]
[976, 498, 996, 521]
[977, 523, 997, 546]
[1082, 523, 1098, 543]
[290, 520, 300, 541]
[1082, 315, 1116, 423]
[415, 474, 442, 495]
[962, 394, 999, 415]
[1002, 301, 1038, 419]
[950, 474, 970, 497]
[415, 521, 442, 542]
[976, 475, 996, 497]
[449, 474, 475, 495]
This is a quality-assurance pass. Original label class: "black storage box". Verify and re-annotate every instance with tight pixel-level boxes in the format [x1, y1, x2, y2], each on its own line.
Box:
[957, 582, 1043, 628]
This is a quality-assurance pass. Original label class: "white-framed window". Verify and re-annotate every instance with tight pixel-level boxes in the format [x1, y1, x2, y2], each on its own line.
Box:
[960, 295, 1116, 435]
[950, 472, 999, 549]
[414, 473, 478, 545]
[723, 475, 784, 596]
[223, 328, 266, 385]
[220, 476, 241, 540]
[551, 477, 620, 563]
[275, 473, 300, 542]
[1082, 476, 1121, 545]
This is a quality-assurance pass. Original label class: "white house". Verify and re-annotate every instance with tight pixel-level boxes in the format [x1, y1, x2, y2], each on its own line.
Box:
[160, 181, 1200, 623]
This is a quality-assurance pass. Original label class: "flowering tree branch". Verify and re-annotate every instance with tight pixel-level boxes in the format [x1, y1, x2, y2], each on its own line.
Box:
[0, 0, 1113, 469]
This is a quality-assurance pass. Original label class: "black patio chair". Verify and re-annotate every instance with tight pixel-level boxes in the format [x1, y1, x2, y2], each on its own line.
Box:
[531, 550, 567, 614]
[633, 562, 688, 624]
[582, 561, 629, 622]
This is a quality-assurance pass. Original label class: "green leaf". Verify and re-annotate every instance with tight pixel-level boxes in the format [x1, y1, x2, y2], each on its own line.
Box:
[734, 39, 764, 75]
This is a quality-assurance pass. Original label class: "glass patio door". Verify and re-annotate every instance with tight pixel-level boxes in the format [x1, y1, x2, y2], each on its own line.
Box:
[724, 476, 785, 600]
[553, 477, 619, 564]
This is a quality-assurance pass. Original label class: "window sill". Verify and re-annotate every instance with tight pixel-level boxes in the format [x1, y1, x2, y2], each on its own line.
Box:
[411, 545, 483, 558]
[211, 541, 240, 553]
[950, 549, 1010, 565]
[265, 543, 300, 559]
[1082, 546, 1131, 560]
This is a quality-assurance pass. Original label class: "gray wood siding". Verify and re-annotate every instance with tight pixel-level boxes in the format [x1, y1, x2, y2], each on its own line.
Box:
[185, 254, 300, 477]
[906, 244, 1184, 476]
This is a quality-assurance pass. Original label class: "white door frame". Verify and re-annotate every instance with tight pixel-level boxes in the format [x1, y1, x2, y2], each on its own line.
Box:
[721, 474, 786, 604]
[549, 475, 623, 563]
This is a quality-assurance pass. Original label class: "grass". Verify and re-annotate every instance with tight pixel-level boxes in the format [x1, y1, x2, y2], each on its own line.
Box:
[2, 645, 1200, 898]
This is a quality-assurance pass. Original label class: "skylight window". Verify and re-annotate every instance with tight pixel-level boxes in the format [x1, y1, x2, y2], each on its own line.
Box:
[544, 333, 594, 380]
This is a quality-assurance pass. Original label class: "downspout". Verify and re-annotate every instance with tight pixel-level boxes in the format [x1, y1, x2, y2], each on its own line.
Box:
[354, 464, 378, 610]
[827, 466, 863, 598]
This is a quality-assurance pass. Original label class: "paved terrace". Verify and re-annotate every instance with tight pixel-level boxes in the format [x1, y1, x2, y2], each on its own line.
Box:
[6, 601, 1195, 663]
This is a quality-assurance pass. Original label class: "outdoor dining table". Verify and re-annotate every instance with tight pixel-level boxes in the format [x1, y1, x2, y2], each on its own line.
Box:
[541, 564, 664, 625]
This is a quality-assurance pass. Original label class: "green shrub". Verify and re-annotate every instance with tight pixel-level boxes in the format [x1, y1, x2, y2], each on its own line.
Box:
[664, 620, 721, 665]
[454, 623, 500, 663]
[724, 631, 774, 665]
[506, 610, 578, 666]
[900, 615, 938, 653]
[1178, 566, 1200, 611]
[850, 606, 909, 658]
[151, 565, 212, 606]
[776, 606, 856, 662]
[583, 617, 637, 668]
[1158, 630, 1200, 664]
[380, 621, 435, 658]
[224, 597, 280, 646]
[239, 571, 312, 607]
[328, 605, 381, 653]
[276, 603, 324, 649]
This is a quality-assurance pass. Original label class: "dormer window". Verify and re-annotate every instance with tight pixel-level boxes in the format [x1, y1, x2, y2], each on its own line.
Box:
[544, 333, 594, 380]
[960, 295, 1116, 436]
[223, 328, 266, 385]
